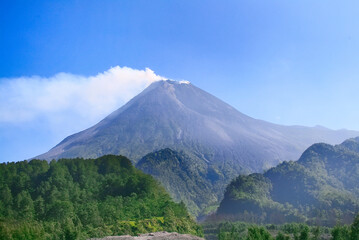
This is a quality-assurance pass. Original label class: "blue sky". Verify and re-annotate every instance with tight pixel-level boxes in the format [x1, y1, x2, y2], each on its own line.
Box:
[1, 0, 359, 162]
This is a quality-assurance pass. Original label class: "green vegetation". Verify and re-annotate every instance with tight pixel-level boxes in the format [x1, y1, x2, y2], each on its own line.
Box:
[137, 148, 238, 216]
[216, 137, 359, 225]
[0, 155, 202, 239]
[203, 214, 359, 240]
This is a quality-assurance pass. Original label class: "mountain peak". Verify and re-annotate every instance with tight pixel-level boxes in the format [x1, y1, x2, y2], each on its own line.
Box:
[164, 79, 191, 85]
[149, 79, 191, 88]
[138, 79, 193, 98]
[36, 80, 359, 174]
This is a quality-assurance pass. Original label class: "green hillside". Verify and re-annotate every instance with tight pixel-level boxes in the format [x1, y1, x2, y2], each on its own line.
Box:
[136, 148, 238, 216]
[0, 155, 202, 239]
[216, 137, 359, 226]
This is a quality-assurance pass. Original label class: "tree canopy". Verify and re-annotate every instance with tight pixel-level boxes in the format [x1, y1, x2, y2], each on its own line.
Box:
[0, 155, 202, 239]
[216, 138, 359, 225]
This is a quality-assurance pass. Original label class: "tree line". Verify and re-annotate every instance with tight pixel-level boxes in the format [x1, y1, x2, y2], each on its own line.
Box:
[0, 155, 202, 239]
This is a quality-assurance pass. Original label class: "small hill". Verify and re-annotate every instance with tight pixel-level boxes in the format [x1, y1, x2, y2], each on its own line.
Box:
[137, 149, 227, 216]
[215, 137, 359, 226]
[0, 155, 202, 239]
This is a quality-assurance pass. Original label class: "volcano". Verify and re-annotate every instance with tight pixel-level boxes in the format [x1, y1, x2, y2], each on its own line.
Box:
[37, 80, 358, 173]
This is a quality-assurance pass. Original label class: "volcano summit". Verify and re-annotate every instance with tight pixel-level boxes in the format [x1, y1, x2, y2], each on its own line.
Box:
[37, 80, 358, 172]
[36, 80, 359, 214]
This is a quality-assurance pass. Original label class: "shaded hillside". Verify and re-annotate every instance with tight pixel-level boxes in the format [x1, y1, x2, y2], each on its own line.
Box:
[216, 137, 359, 226]
[0, 155, 202, 239]
[137, 149, 234, 216]
[37, 80, 359, 174]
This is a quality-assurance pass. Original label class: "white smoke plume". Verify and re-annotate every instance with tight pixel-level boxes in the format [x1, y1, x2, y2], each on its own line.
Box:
[0, 66, 163, 124]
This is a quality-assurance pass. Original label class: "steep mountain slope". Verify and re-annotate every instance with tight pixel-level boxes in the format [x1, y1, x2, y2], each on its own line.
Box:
[216, 137, 359, 225]
[137, 149, 223, 216]
[36, 80, 359, 173]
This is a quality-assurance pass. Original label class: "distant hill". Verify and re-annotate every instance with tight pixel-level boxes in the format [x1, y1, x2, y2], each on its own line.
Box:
[0, 155, 202, 239]
[215, 137, 359, 226]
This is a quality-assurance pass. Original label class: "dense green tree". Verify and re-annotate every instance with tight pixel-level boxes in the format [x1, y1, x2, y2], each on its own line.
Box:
[14, 190, 34, 219]
[0, 155, 202, 239]
[331, 225, 350, 240]
[275, 232, 290, 240]
[299, 225, 309, 240]
[350, 214, 359, 240]
[216, 139, 359, 225]
[311, 226, 320, 240]
[246, 226, 273, 240]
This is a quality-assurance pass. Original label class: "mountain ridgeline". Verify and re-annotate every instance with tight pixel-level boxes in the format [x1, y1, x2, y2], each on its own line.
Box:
[215, 137, 359, 226]
[35, 80, 359, 214]
[37, 80, 358, 172]
[0, 155, 202, 239]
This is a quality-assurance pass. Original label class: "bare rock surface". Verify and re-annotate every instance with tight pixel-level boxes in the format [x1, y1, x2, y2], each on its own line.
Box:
[88, 231, 205, 240]
[36, 80, 359, 173]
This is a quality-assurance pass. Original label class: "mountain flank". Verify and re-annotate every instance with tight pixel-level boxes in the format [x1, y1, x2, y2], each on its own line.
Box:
[215, 137, 359, 226]
[35, 80, 359, 214]
[36, 80, 359, 173]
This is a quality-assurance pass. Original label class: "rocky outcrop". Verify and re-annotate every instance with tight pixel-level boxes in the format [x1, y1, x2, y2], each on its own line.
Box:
[88, 231, 205, 240]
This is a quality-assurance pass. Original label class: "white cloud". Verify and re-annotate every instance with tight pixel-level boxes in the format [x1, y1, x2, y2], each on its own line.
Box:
[0, 66, 164, 125]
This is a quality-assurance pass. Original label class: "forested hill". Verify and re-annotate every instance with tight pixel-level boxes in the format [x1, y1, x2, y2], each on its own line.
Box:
[137, 148, 227, 216]
[215, 137, 359, 226]
[0, 155, 202, 240]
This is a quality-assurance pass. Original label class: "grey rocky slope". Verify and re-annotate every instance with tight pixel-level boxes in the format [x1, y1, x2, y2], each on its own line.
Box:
[36, 80, 358, 214]
[37, 80, 358, 172]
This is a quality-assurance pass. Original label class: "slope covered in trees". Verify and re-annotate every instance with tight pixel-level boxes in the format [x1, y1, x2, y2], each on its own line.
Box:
[216, 137, 359, 225]
[0, 155, 202, 239]
[137, 148, 232, 216]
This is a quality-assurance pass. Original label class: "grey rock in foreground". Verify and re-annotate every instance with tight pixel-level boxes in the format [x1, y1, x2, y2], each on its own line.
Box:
[88, 231, 205, 240]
